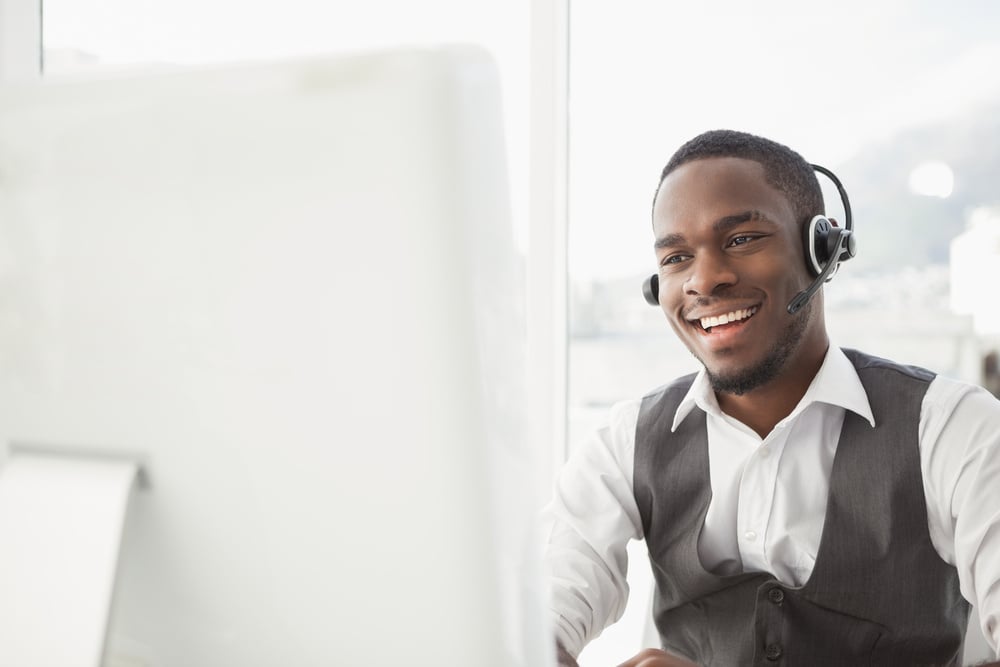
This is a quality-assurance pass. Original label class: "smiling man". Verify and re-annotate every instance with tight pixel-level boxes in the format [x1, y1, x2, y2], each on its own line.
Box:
[545, 130, 1000, 666]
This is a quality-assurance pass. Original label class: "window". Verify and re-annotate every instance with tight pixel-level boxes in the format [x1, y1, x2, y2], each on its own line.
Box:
[567, 2, 1000, 663]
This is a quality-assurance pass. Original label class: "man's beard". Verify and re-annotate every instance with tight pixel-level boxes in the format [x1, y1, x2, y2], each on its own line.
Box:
[701, 300, 812, 396]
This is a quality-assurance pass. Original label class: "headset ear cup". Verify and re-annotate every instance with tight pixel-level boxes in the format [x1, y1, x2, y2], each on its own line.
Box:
[803, 215, 832, 277]
[642, 274, 659, 306]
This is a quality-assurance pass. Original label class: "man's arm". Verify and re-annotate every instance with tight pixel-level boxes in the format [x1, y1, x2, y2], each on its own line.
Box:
[554, 641, 577, 667]
[544, 399, 645, 657]
[921, 380, 1000, 660]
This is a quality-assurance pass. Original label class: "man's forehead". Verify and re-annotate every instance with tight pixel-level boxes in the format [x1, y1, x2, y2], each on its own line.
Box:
[653, 157, 792, 224]
[658, 156, 768, 197]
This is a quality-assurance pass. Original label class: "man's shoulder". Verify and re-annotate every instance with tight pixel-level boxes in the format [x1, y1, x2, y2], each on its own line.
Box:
[841, 347, 1000, 422]
[840, 347, 937, 384]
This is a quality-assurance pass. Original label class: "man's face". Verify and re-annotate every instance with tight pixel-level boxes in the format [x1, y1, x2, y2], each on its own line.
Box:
[652, 157, 821, 395]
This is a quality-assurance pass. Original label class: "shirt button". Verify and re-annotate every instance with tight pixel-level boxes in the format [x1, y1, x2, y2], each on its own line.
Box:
[744, 530, 757, 542]
[765, 643, 783, 661]
[768, 588, 785, 604]
[759, 446, 770, 458]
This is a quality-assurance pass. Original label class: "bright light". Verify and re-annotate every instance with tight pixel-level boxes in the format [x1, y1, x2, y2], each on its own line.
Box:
[908, 160, 954, 198]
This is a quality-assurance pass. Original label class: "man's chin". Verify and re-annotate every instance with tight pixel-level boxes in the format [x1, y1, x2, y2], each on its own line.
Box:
[697, 298, 813, 396]
[704, 357, 783, 396]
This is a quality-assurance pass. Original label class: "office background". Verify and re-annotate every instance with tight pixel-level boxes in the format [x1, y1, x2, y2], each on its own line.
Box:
[3, 1, 998, 663]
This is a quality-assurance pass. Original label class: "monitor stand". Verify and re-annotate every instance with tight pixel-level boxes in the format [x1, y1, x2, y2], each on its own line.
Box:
[0, 446, 141, 667]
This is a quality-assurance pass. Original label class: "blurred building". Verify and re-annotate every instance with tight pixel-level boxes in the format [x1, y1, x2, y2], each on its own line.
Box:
[951, 206, 1000, 336]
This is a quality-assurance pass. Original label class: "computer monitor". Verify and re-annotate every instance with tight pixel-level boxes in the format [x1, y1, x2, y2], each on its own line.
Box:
[0, 46, 551, 666]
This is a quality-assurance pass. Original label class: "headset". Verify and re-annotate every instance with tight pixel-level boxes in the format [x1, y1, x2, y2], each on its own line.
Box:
[642, 163, 857, 315]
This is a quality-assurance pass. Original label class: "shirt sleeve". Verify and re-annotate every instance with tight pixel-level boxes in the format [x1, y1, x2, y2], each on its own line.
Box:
[920, 377, 1000, 657]
[542, 399, 645, 658]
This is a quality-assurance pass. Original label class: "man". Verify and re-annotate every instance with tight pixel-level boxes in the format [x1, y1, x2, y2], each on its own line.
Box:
[546, 130, 1000, 666]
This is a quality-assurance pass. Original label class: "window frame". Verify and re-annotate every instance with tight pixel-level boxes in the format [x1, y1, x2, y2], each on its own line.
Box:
[529, 0, 571, 483]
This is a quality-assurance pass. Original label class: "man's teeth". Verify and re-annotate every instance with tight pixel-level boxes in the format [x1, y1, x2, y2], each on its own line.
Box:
[700, 307, 758, 331]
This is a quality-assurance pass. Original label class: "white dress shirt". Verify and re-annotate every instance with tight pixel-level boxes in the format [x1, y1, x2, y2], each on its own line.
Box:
[544, 346, 1000, 659]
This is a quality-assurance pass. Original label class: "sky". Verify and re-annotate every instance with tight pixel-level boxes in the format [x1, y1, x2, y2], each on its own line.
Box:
[568, 1, 1000, 280]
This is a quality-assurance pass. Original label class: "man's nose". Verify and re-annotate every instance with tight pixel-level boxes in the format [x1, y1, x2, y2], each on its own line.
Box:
[684, 252, 738, 296]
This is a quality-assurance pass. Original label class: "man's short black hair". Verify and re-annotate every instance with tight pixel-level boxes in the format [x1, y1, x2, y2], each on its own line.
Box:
[655, 129, 824, 226]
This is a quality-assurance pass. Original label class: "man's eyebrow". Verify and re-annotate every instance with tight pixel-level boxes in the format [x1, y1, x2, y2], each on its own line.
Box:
[714, 209, 776, 233]
[654, 210, 776, 250]
[654, 233, 686, 250]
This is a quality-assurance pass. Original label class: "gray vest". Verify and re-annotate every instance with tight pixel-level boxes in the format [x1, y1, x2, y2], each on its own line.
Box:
[633, 349, 969, 666]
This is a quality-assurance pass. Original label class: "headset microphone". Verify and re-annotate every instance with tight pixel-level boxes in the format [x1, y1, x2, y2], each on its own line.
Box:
[786, 164, 856, 314]
[787, 225, 856, 314]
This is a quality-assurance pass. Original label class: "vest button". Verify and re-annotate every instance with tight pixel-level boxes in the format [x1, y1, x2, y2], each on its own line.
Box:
[768, 588, 785, 604]
[765, 643, 783, 661]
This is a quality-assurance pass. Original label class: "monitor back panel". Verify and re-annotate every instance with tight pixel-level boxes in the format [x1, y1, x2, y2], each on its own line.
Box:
[0, 47, 540, 666]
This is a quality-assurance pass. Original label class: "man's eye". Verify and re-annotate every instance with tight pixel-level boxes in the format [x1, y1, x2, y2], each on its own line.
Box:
[730, 235, 758, 247]
[661, 254, 688, 266]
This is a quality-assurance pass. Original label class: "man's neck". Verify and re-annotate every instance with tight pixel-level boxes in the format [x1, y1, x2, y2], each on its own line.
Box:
[716, 344, 829, 439]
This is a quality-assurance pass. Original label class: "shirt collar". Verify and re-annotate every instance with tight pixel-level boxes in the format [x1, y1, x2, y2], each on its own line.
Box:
[671, 345, 876, 432]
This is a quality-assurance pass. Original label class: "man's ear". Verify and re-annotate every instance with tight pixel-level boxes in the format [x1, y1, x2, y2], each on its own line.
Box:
[827, 216, 840, 228]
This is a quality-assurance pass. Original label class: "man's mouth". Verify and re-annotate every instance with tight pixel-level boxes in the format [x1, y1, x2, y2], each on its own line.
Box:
[693, 306, 759, 333]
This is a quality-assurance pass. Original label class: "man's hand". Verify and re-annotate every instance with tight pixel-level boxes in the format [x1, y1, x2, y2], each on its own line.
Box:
[615, 648, 698, 667]
[554, 642, 697, 667]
